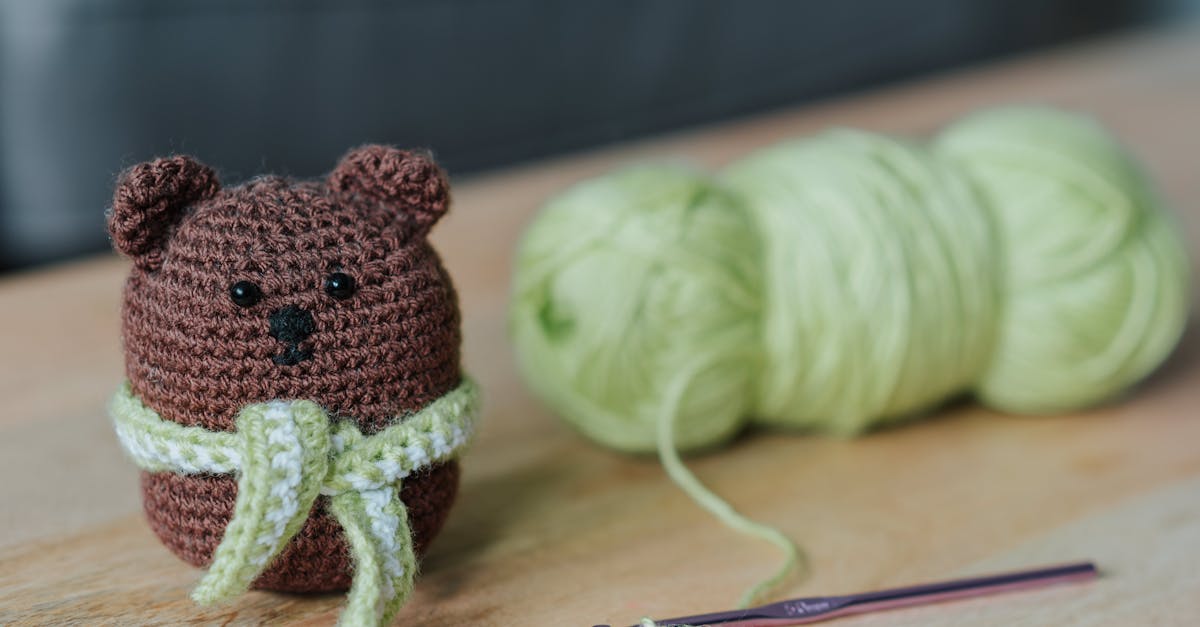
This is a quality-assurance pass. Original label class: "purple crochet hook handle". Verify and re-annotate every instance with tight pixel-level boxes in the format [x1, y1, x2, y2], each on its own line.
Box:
[602, 561, 1098, 627]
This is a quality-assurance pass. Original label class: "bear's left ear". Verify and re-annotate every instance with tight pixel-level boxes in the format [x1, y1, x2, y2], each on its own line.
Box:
[328, 145, 450, 233]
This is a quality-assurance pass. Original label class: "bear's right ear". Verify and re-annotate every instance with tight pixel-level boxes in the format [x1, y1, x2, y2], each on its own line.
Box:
[108, 155, 219, 271]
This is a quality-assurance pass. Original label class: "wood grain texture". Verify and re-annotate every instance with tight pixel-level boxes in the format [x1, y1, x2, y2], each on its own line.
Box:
[1, 25, 1199, 627]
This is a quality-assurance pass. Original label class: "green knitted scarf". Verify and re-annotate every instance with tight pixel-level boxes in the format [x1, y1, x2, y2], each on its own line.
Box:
[110, 378, 481, 627]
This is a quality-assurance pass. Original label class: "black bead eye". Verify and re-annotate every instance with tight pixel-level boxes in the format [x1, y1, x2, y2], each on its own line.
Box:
[229, 280, 262, 307]
[324, 272, 356, 300]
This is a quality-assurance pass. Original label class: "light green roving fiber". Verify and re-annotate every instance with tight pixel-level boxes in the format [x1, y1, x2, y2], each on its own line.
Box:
[509, 107, 1189, 607]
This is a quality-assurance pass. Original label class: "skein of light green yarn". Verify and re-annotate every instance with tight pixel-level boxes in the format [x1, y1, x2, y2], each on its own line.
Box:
[512, 106, 1189, 447]
[511, 165, 764, 453]
[936, 107, 1190, 413]
[508, 106, 1190, 609]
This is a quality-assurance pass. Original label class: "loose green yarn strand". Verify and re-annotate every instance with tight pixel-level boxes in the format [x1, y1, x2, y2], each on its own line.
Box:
[655, 367, 803, 608]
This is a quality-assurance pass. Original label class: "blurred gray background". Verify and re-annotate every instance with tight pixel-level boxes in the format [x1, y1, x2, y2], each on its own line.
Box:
[1, 0, 1196, 272]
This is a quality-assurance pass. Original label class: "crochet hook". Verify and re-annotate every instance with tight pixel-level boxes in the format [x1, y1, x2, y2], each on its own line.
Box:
[604, 561, 1098, 627]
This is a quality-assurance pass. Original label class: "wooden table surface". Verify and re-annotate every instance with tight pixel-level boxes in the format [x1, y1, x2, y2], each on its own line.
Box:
[2, 26, 1199, 627]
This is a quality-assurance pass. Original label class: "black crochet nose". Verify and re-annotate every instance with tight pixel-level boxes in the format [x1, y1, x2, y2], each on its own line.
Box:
[269, 306, 315, 366]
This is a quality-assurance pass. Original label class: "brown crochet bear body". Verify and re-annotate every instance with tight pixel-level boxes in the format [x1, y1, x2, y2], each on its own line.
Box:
[109, 147, 462, 592]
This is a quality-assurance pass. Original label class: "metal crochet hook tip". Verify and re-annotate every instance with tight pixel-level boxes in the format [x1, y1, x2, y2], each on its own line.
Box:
[600, 561, 1098, 627]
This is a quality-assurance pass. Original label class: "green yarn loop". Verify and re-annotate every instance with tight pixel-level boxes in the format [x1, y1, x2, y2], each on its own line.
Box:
[510, 107, 1190, 606]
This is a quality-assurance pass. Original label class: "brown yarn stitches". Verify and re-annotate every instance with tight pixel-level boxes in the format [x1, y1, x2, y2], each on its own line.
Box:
[108, 146, 463, 592]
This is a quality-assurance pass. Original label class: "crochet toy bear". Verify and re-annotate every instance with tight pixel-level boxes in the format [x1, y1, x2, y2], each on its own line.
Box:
[107, 146, 469, 601]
